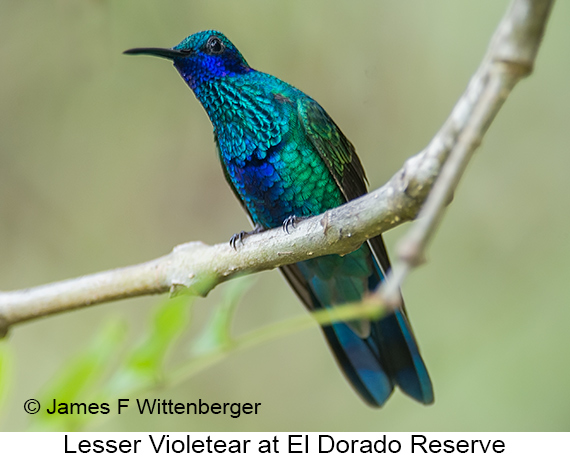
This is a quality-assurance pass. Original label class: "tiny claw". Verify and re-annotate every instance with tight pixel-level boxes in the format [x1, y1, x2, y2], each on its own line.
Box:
[229, 224, 265, 250]
[229, 231, 246, 250]
[282, 215, 298, 234]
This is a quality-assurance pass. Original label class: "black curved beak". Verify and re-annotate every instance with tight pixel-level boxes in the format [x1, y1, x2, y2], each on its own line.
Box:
[123, 47, 192, 60]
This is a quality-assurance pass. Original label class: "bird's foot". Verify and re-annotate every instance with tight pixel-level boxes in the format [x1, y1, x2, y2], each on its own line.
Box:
[229, 224, 265, 250]
[282, 215, 306, 234]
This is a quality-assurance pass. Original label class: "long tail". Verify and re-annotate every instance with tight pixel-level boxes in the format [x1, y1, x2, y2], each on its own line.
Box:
[280, 235, 433, 407]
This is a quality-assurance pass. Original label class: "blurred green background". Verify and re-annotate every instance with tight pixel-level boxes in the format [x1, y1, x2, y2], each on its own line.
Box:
[1, 0, 569, 432]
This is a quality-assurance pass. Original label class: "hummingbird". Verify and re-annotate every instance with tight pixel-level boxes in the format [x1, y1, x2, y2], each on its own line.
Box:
[125, 30, 433, 407]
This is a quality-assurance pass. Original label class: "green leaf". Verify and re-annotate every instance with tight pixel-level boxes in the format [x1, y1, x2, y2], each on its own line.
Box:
[107, 293, 194, 395]
[31, 319, 127, 430]
[0, 342, 12, 414]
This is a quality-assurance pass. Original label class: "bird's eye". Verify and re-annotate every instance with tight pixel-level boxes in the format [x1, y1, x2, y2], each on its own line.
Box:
[206, 36, 224, 54]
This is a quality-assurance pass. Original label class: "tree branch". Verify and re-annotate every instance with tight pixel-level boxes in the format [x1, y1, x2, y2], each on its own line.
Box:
[378, 0, 554, 305]
[0, 0, 553, 337]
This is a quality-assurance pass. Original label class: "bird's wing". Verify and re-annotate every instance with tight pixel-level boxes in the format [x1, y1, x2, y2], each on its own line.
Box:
[297, 97, 391, 273]
[297, 96, 368, 202]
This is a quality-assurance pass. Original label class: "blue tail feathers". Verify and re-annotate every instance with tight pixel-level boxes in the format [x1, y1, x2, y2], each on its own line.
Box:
[282, 240, 433, 407]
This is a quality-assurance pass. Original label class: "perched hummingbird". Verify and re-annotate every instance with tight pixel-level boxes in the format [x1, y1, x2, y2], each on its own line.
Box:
[125, 31, 433, 407]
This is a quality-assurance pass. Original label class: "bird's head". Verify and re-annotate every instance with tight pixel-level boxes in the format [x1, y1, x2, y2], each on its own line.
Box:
[124, 30, 251, 91]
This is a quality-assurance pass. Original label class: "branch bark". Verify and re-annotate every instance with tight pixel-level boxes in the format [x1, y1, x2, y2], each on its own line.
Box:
[0, 0, 554, 337]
